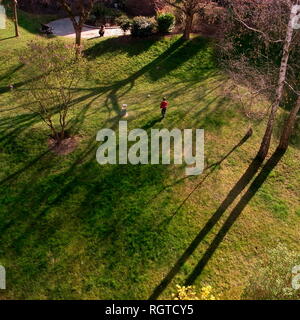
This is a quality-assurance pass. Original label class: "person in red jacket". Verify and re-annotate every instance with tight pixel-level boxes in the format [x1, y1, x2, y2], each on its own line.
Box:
[160, 97, 168, 118]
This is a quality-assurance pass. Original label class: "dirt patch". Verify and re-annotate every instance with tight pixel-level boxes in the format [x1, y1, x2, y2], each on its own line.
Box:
[48, 135, 81, 155]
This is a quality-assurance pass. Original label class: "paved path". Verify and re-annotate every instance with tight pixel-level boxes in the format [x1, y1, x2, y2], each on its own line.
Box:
[47, 18, 128, 39]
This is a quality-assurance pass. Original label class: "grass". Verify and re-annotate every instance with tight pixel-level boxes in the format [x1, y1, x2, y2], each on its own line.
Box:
[0, 9, 300, 300]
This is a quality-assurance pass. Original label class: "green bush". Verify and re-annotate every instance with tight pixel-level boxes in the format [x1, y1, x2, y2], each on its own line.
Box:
[131, 16, 156, 38]
[116, 16, 132, 34]
[157, 13, 175, 34]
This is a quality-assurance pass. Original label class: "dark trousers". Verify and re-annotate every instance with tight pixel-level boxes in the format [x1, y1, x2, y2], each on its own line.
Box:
[161, 108, 167, 118]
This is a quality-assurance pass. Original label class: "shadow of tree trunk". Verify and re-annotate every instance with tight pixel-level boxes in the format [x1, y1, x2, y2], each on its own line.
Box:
[184, 148, 285, 286]
[149, 147, 285, 300]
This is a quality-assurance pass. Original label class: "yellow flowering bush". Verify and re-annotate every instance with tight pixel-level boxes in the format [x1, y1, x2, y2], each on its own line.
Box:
[172, 284, 218, 300]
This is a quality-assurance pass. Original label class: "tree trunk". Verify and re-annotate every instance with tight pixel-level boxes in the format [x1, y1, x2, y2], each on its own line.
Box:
[47, 119, 61, 145]
[75, 25, 82, 46]
[12, 0, 19, 37]
[256, 3, 297, 160]
[278, 96, 300, 151]
[183, 14, 194, 40]
[75, 25, 82, 56]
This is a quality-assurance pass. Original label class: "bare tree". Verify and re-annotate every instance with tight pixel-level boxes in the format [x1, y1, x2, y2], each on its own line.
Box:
[57, 0, 95, 52]
[255, 1, 300, 159]
[153, 0, 211, 40]
[220, 0, 300, 159]
[16, 40, 87, 145]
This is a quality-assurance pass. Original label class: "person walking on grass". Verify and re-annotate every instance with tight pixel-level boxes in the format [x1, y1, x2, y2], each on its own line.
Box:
[160, 97, 168, 118]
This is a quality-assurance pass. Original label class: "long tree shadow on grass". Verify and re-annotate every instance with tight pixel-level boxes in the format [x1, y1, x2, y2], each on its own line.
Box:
[0, 110, 164, 248]
[185, 148, 286, 285]
[0, 64, 23, 83]
[0, 113, 40, 144]
[0, 136, 172, 299]
[74, 36, 214, 116]
[149, 148, 285, 299]
[0, 74, 51, 94]
[0, 36, 16, 42]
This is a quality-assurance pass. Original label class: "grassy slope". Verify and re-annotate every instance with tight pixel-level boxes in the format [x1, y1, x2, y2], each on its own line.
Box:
[0, 10, 299, 300]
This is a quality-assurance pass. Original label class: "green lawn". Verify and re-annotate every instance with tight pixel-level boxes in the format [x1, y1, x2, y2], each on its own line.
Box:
[0, 9, 299, 300]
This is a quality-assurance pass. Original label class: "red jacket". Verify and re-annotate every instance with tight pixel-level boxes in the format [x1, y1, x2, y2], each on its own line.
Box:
[160, 101, 168, 109]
